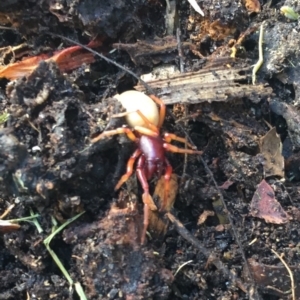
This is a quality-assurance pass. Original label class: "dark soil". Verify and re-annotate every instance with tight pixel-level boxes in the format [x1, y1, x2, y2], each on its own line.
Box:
[1, 1, 300, 299]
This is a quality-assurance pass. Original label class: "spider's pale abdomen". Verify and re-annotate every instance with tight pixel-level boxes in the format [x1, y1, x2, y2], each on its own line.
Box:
[115, 90, 160, 129]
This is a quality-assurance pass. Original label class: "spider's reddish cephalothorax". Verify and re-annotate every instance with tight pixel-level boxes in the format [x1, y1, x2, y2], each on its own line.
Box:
[92, 91, 202, 243]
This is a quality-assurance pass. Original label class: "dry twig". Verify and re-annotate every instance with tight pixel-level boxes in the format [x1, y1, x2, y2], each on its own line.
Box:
[174, 260, 193, 277]
[271, 249, 295, 300]
[47, 33, 155, 95]
[166, 212, 248, 293]
[166, 118, 262, 298]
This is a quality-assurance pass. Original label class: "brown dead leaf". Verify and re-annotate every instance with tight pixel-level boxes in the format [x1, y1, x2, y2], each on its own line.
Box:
[250, 179, 289, 224]
[154, 174, 178, 212]
[0, 53, 50, 80]
[260, 127, 285, 178]
[244, 0, 261, 13]
[148, 174, 178, 237]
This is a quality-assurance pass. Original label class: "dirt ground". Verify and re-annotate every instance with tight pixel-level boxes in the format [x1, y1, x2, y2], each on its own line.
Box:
[1, 0, 300, 299]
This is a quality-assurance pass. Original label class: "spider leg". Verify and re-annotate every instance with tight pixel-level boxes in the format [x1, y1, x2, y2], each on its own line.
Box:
[115, 149, 142, 191]
[136, 155, 157, 244]
[161, 158, 172, 212]
[91, 126, 137, 143]
[164, 133, 197, 150]
[112, 109, 159, 134]
[149, 95, 166, 129]
[134, 110, 159, 134]
[133, 125, 159, 137]
[163, 143, 203, 155]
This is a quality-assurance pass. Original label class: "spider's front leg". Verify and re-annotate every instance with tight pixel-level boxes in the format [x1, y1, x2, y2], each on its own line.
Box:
[164, 133, 197, 150]
[91, 126, 137, 143]
[148, 94, 166, 129]
[163, 142, 203, 155]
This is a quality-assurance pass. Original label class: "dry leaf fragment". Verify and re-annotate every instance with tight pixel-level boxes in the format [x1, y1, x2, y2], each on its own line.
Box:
[260, 127, 284, 178]
[148, 174, 178, 237]
[250, 179, 289, 224]
[244, 0, 261, 13]
[197, 210, 215, 225]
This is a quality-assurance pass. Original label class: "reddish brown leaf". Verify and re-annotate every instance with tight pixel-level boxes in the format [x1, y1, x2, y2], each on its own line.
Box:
[0, 39, 102, 80]
[250, 179, 289, 224]
[0, 54, 49, 80]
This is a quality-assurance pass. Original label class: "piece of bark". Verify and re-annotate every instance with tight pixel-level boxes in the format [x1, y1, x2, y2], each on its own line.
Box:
[259, 127, 285, 178]
[136, 65, 272, 104]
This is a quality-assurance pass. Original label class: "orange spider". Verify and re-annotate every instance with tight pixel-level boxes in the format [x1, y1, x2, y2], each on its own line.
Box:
[92, 91, 202, 243]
